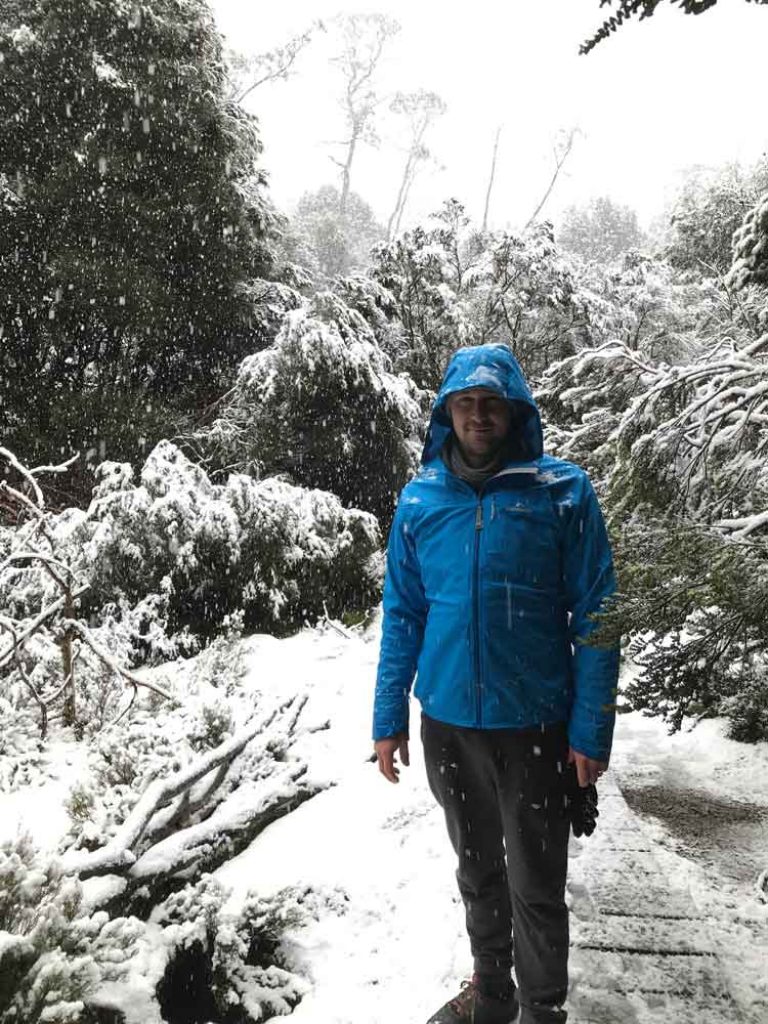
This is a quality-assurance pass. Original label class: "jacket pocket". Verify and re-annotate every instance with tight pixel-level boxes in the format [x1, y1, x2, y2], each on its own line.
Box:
[485, 494, 560, 589]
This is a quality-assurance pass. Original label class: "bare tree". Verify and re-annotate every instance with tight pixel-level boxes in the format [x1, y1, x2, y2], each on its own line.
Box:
[387, 89, 446, 240]
[524, 128, 581, 231]
[482, 125, 503, 234]
[228, 23, 322, 104]
[328, 13, 401, 217]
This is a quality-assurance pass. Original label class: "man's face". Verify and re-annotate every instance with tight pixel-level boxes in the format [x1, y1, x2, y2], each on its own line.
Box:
[446, 387, 512, 463]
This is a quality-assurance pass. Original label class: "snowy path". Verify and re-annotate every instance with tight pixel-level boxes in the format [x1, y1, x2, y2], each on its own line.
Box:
[216, 627, 768, 1024]
[567, 775, 752, 1023]
[4, 624, 763, 1022]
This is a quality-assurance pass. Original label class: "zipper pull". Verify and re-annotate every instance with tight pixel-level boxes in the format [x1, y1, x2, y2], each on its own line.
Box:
[475, 503, 483, 530]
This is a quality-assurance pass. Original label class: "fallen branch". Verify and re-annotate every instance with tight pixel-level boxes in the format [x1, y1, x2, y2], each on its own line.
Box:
[60, 694, 306, 878]
[129, 761, 315, 882]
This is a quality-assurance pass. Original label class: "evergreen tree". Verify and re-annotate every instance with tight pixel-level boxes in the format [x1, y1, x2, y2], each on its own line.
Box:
[189, 288, 425, 530]
[730, 190, 768, 288]
[291, 184, 385, 282]
[0, 0, 274, 480]
[540, 266, 768, 740]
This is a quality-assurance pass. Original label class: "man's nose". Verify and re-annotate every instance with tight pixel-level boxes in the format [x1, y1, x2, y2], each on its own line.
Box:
[469, 403, 491, 419]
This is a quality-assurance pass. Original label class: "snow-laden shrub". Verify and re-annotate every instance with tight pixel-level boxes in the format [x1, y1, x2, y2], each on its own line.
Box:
[0, 851, 339, 1024]
[0, 835, 98, 1024]
[719, 677, 768, 744]
[79, 441, 382, 641]
[0, 700, 45, 793]
[186, 610, 248, 698]
[210, 886, 349, 1022]
[65, 705, 208, 852]
[192, 288, 425, 530]
[1, 443, 381, 750]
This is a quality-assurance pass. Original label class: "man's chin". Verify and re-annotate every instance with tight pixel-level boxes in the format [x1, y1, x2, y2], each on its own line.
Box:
[461, 440, 506, 461]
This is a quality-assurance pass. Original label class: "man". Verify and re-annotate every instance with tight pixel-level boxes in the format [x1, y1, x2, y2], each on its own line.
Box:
[372, 344, 619, 1024]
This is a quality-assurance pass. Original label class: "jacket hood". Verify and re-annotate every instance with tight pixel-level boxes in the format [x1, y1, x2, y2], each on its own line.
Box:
[421, 344, 544, 464]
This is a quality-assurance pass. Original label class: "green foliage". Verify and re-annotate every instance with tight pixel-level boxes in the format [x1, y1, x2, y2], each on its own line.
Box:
[541, 245, 768, 740]
[0, 835, 96, 1024]
[189, 699, 234, 752]
[64, 783, 96, 827]
[601, 519, 768, 739]
[0, 0, 275, 476]
[210, 885, 346, 1021]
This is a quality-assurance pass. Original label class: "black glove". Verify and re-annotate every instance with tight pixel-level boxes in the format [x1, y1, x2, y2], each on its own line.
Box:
[565, 763, 599, 838]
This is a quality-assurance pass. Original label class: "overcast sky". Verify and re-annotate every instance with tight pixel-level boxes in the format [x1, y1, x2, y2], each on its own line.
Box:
[211, 0, 767, 234]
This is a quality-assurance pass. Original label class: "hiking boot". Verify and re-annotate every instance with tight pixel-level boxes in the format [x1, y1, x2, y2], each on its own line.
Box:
[426, 973, 519, 1023]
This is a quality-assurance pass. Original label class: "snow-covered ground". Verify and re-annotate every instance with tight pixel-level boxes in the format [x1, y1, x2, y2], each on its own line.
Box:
[3, 622, 768, 1023]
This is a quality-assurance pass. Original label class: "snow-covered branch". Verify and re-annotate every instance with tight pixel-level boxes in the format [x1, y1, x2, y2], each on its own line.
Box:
[60, 694, 309, 879]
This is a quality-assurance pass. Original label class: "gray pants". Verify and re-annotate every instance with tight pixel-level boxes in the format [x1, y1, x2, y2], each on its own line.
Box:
[421, 712, 570, 1020]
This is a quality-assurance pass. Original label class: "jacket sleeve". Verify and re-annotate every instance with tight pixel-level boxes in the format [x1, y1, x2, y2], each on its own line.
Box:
[372, 500, 428, 741]
[562, 475, 620, 762]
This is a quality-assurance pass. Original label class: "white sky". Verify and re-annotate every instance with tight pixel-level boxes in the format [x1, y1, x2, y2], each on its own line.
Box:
[211, 0, 768, 233]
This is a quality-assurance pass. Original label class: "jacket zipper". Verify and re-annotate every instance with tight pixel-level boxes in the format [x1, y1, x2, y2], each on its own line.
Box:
[474, 499, 483, 727]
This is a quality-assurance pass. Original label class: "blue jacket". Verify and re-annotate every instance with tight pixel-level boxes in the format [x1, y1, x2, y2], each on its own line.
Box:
[373, 344, 620, 761]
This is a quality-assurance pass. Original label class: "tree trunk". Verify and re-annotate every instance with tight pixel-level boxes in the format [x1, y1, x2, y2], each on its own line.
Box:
[61, 586, 76, 731]
[482, 126, 502, 233]
[524, 129, 578, 231]
[339, 131, 358, 217]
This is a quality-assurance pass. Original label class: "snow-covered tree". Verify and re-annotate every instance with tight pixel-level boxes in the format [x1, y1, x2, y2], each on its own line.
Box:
[729, 190, 768, 289]
[386, 89, 446, 240]
[558, 196, 646, 264]
[664, 161, 768, 276]
[328, 13, 400, 216]
[291, 184, 386, 282]
[0, 0, 275, 476]
[371, 199, 589, 390]
[191, 290, 426, 529]
[540, 265, 768, 740]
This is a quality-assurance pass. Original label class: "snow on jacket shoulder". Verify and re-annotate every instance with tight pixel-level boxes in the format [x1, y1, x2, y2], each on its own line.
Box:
[372, 344, 620, 762]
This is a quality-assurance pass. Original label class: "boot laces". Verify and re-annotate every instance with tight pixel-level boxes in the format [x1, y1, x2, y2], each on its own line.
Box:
[448, 978, 479, 1011]
[448, 977, 480, 1017]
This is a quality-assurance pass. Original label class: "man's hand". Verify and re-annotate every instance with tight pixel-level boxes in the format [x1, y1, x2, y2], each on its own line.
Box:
[568, 746, 607, 788]
[374, 733, 410, 784]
